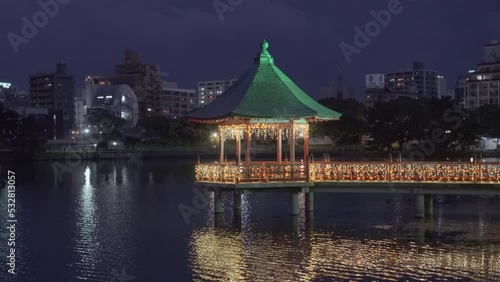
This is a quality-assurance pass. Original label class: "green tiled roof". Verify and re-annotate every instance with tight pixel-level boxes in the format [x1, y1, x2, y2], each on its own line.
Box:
[189, 40, 342, 121]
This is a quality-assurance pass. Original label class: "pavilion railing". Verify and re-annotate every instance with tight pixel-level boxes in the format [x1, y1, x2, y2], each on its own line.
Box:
[195, 162, 308, 184]
[195, 162, 500, 184]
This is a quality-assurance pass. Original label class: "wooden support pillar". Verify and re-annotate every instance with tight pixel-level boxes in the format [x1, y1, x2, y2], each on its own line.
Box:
[233, 190, 242, 211]
[424, 194, 433, 217]
[214, 213, 224, 227]
[236, 132, 241, 165]
[305, 192, 314, 212]
[244, 126, 251, 163]
[290, 192, 299, 215]
[214, 189, 224, 214]
[415, 194, 424, 218]
[290, 121, 295, 164]
[303, 130, 309, 163]
[306, 211, 315, 231]
[219, 129, 225, 164]
[277, 128, 282, 164]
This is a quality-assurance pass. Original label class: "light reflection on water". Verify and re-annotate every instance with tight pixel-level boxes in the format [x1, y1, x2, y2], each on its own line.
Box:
[189, 185, 500, 281]
[189, 226, 500, 281]
[72, 166, 101, 280]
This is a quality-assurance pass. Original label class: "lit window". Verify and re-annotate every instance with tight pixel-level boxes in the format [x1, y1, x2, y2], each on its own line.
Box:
[105, 96, 113, 99]
[147, 108, 152, 112]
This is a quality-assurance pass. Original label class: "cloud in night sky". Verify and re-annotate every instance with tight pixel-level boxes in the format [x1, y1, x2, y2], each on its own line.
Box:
[1, 0, 500, 99]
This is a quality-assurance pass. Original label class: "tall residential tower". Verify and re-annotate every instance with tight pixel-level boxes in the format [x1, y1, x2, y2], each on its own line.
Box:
[30, 62, 76, 123]
[465, 40, 500, 108]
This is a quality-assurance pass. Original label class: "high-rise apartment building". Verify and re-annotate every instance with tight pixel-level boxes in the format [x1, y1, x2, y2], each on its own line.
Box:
[161, 82, 197, 119]
[198, 79, 237, 108]
[30, 62, 76, 123]
[385, 61, 439, 97]
[437, 75, 447, 98]
[454, 74, 470, 105]
[105, 50, 163, 119]
[85, 50, 197, 121]
[465, 40, 500, 108]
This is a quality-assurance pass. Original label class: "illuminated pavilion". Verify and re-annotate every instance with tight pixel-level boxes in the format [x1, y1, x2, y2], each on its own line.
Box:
[188, 39, 341, 214]
[189, 40, 341, 166]
[187, 41, 500, 217]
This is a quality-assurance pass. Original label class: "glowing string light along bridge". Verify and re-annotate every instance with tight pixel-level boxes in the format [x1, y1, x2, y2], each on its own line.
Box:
[194, 160, 500, 218]
[196, 161, 500, 184]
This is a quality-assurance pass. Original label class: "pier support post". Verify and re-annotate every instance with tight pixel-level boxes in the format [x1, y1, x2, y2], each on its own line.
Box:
[215, 189, 224, 214]
[290, 192, 299, 215]
[306, 211, 314, 231]
[215, 213, 224, 227]
[424, 194, 433, 217]
[232, 209, 241, 229]
[305, 192, 314, 212]
[233, 190, 242, 211]
[415, 194, 424, 218]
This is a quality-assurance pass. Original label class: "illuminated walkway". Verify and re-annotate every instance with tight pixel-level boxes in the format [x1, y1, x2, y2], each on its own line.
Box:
[195, 161, 500, 217]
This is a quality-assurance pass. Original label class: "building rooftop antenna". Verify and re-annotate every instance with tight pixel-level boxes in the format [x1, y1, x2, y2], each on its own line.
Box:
[336, 61, 343, 100]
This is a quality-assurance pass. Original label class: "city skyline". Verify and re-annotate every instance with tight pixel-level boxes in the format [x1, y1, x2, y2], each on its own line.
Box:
[1, 0, 500, 100]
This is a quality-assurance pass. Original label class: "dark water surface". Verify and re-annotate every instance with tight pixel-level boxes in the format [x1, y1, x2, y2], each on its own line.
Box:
[1, 159, 500, 281]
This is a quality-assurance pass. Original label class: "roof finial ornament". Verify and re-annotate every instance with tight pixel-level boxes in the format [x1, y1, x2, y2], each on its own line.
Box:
[255, 39, 273, 64]
[261, 39, 269, 54]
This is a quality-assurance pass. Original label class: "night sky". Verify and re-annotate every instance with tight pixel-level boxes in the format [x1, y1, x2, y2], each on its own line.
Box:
[1, 0, 500, 99]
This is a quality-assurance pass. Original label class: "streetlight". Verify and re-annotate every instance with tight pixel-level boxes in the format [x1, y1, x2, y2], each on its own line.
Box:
[84, 128, 90, 134]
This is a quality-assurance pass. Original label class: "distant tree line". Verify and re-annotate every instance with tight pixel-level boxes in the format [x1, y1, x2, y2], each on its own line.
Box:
[88, 114, 214, 147]
[138, 116, 214, 146]
[313, 97, 500, 153]
[0, 104, 47, 153]
[0, 107, 214, 153]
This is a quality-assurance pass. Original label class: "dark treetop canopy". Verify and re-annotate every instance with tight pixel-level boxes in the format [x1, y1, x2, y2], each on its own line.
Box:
[188, 40, 342, 123]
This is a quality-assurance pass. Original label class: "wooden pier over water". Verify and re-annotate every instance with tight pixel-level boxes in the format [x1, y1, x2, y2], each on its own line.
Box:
[195, 161, 500, 217]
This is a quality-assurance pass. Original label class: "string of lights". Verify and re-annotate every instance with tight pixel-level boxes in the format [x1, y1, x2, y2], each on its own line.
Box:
[196, 162, 500, 184]
[218, 124, 309, 140]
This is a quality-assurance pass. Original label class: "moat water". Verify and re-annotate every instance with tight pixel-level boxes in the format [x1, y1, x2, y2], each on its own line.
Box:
[1, 159, 500, 281]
